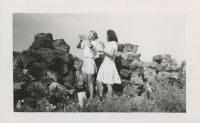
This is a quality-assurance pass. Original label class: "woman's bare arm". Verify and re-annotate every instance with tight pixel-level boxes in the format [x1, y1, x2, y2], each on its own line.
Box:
[76, 40, 83, 49]
[101, 48, 115, 58]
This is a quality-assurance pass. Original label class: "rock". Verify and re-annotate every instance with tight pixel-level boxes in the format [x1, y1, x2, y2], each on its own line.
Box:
[22, 98, 37, 109]
[14, 56, 24, 69]
[13, 67, 27, 83]
[181, 61, 186, 67]
[123, 43, 138, 54]
[130, 59, 143, 70]
[58, 53, 74, 67]
[36, 95, 51, 109]
[181, 66, 186, 79]
[27, 62, 47, 79]
[63, 70, 76, 89]
[121, 82, 129, 88]
[131, 68, 144, 77]
[34, 33, 53, 41]
[14, 82, 28, 90]
[59, 64, 69, 75]
[44, 70, 63, 82]
[153, 64, 165, 73]
[25, 81, 48, 98]
[157, 71, 171, 82]
[169, 78, 181, 84]
[52, 39, 70, 53]
[171, 58, 177, 66]
[160, 58, 170, 67]
[45, 70, 58, 81]
[183, 66, 186, 73]
[150, 61, 159, 69]
[131, 84, 143, 89]
[35, 48, 58, 67]
[162, 54, 171, 58]
[130, 74, 144, 85]
[76, 71, 83, 83]
[174, 65, 182, 72]
[121, 59, 130, 70]
[120, 53, 129, 60]
[142, 62, 151, 68]
[49, 82, 70, 98]
[145, 81, 153, 93]
[170, 72, 180, 80]
[29, 39, 55, 51]
[18, 50, 42, 69]
[153, 54, 162, 64]
[123, 85, 139, 97]
[126, 53, 135, 61]
[133, 53, 141, 61]
[164, 65, 178, 72]
[126, 53, 141, 61]
[21, 69, 36, 82]
[120, 52, 141, 62]
[120, 69, 132, 78]
[161, 57, 177, 67]
[64, 82, 74, 89]
[144, 68, 157, 82]
[118, 43, 124, 52]
[121, 79, 131, 84]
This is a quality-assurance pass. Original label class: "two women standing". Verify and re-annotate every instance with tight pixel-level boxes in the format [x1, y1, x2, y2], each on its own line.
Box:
[76, 29, 121, 102]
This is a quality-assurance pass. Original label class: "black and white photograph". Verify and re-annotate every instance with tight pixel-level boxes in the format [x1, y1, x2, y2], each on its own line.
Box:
[1, 0, 200, 123]
[13, 13, 186, 112]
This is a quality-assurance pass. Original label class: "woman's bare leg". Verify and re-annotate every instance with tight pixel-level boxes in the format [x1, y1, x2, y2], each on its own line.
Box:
[98, 81, 104, 97]
[107, 84, 113, 101]
[82, 71, 88, 89]
[87, 74, 94, 99]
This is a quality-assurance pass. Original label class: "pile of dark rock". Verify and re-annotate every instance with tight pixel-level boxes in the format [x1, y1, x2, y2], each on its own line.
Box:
[13, 33, 186, 111]
[115, 43, 186, 99]
[13, 33, 77, 110]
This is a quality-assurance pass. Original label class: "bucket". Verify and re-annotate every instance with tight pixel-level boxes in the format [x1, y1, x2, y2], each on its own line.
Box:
[77, 91, 86, 108]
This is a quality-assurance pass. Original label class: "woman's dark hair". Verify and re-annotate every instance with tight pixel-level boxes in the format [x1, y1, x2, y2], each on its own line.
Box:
[107, 29, 118, 42]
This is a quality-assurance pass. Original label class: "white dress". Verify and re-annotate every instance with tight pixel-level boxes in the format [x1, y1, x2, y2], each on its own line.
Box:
[96, 41, 121, 84]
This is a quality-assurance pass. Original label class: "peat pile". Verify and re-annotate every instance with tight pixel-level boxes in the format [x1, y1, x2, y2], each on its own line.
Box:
[14, 33, 76, 110]
[115, 43, 186, 99]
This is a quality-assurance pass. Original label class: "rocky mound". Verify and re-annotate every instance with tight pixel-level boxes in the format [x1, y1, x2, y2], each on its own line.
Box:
[115, 44, 186, 98]
[13, 33, 186, 111]
[14, 33, 76, 109]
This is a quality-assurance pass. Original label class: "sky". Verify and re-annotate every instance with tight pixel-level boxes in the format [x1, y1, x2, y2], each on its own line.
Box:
[13, 13, 186, 65]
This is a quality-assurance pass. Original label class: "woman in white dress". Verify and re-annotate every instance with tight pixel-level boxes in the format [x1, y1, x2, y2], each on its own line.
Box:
[97, 30, 121, 101]
[76, 30, 98, 100]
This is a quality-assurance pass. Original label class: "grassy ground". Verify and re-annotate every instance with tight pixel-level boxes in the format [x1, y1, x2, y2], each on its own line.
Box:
[15, 80, 186, 112]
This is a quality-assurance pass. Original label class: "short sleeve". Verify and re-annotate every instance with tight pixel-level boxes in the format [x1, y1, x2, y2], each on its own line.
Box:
[104, 42, 117, 54]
